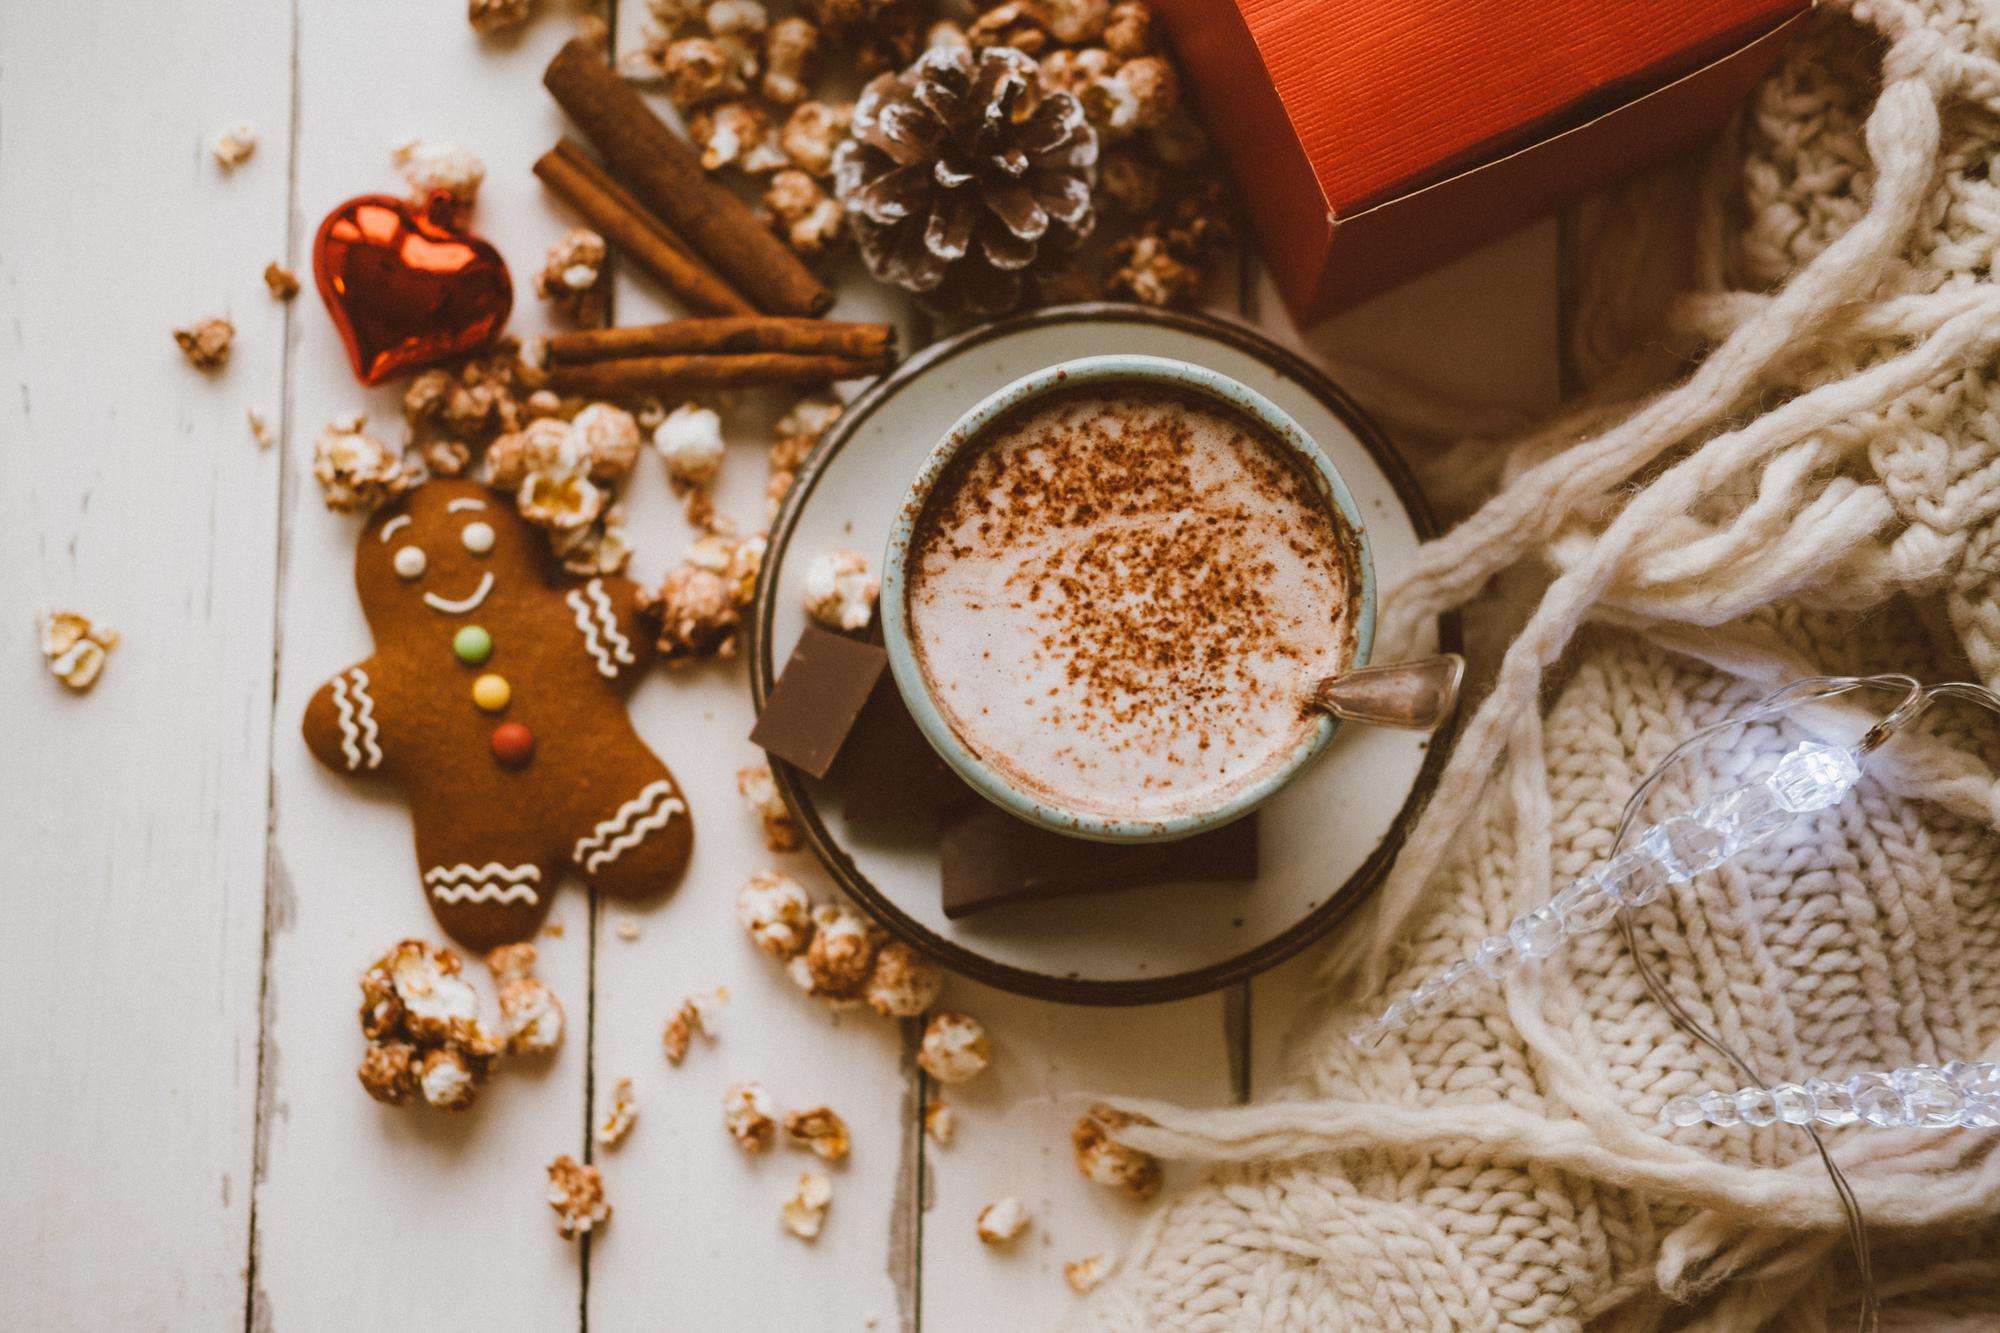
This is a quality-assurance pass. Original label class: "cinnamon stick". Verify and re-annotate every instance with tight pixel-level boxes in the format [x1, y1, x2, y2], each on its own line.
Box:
[535, 141, 755, 318]
[544, 38, 833, 318]
[547, 354, 881, 397]
[546, 318, 895, 367]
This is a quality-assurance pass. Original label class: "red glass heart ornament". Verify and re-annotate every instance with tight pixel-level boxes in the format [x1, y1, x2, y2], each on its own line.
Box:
[313, 192, 512, 385]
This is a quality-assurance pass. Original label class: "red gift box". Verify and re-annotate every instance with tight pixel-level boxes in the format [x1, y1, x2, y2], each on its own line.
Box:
[1150, 0, 1810, 325]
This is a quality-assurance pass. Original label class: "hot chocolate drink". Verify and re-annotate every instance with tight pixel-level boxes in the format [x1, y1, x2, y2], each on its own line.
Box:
[905, 383, 1362, 824]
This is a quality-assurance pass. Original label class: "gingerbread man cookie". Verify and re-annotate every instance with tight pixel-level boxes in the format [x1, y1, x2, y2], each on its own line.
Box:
[304, 479, 691, 949]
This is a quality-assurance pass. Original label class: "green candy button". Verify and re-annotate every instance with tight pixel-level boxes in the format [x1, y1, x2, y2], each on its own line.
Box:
[453, 624, 493, 666]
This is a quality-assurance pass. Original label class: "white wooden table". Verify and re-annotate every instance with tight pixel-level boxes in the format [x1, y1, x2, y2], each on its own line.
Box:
[0, 5, 1556, 1328]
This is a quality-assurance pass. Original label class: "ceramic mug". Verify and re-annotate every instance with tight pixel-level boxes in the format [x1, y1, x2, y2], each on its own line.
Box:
[878, 353, 1378, 844]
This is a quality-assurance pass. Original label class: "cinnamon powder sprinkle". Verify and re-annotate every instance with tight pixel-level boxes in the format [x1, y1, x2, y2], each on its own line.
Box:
[908, 386, 1358, 812]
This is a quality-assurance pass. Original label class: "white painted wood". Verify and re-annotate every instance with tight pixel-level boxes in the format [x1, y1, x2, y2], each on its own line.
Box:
[916, 986, 1239, 1329]
[0, 2, 291, 1325]
[251, 8, 596, 1327]
[578, 13, 923, 1309]
[1, 0, 1559, 1322]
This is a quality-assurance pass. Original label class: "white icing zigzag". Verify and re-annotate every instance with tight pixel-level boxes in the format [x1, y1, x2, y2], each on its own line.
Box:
[566, 578, 636, 680]
[330, 668, 383, 771]
[424, 862, 542, 906]
[573, 780, 684, 873]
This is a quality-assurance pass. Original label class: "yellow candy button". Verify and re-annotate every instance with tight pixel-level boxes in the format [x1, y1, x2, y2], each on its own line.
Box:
[472, 673, 511, 712]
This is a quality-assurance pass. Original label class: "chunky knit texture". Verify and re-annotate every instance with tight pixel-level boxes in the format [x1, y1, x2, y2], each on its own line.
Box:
[1081, 4, 2000, 1327]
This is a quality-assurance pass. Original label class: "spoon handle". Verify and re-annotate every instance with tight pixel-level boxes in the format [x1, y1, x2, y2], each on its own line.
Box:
[1310, 654, 1465, 731]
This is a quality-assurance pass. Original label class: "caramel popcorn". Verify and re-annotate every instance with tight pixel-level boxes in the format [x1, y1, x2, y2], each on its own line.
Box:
[39, 612, 119, 693]
[783, 1106, 851, 1162]
[737, 870, 813, 958]
[597, 1076, 639, 1146]
[263, 262, 300, 301]
[923, 1099, 956, 1147]
[614, 919, 640, 941]
[1107, 231, 1202, 308]
[536, 228, 608, 323]
[469, 0, 534, 31]
[174, 317, 234, 371]
[781, 1170, 832, 1240]
[779, 100, 850, 177]
[567, 402, 642, 479]
[724, 1081, 779, 1153]
[791, 903, 880, 1004]
[706, 0, 768, 37]
[775, 391, 842, 458]
[485, 418, 573, 489]
[357, 940, 502, 1112]
[691, 101, 771, 172]
[1066, 1254, 1115, 1294]
[1103, 0, 1153, 56]
[686, 529, 766, 605]
[247, 408, 275, 450]
[547, 1155, 610, 1240]
[968, 1, 1050, 54]
[662, 986, 727, 1065]
[863, 940, 942, 1019]
[420, 1046, 480, 1111]
[1072, 1104, 1162, 1200]
[560, 519, 634, 577]
[403, 343, 538, 457]
[654, 403, 727, 487]
[379, 939, 482, 1046]
[976, 1196, 1030, 1245]
[393, 139, 486, 206]
[1098, 148, 1166, 218]
[314, 414, 415, 514]
[737, 760, 802, 852]
[210, 122, 258, 170]
[761, 16, 822, 104]
[662, 36, 750, 109]
[489, 942, 565, 1056]
[357, 1040, 421, 1106]
[917, 1011, 990, 1084]
[802, 547, 876, 632]
[763, 169, 847, 257]
[1115, 56, 1179, 130]
[1045, 0, 1112, 43]
[642, 564, 741, 663]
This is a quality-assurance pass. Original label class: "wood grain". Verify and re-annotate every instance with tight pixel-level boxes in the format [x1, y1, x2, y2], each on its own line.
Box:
[0, 0, 1559, 1323]
[0, 2, 290, 1324]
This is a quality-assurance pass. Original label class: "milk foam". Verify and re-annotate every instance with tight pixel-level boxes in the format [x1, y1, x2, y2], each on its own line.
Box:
[908, 386, 1358, 822]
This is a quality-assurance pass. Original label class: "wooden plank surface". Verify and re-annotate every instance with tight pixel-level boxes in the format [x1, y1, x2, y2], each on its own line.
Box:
[0, 2, 292, 1325]
[0, 1, 1559, 1326]
[250, 7, 592, 1327]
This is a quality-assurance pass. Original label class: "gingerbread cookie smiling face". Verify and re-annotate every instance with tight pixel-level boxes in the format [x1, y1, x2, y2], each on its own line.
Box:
[305, 478, 691, 949]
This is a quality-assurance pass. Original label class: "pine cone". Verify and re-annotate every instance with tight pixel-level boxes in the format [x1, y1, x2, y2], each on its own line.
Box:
[833, 45, 1098, 317]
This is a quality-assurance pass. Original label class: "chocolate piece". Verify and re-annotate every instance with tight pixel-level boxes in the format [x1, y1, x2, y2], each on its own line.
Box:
[837, 673, 977, 830]
[940, 804, 1258, 919]
[750, 626, 888, 779]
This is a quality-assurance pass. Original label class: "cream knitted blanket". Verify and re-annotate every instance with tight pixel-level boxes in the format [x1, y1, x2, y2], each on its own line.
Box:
[1083, 3, 2000, 1327]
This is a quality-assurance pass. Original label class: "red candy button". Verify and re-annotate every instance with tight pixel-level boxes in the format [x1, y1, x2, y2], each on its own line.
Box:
[490, 721, 535, 767]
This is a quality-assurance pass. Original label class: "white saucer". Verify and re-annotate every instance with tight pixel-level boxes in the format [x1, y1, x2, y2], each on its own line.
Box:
[750, 303, 1451, 1004]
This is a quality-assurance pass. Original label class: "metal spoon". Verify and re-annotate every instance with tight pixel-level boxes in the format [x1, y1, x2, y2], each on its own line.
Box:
[1310, 653, 1465, 732]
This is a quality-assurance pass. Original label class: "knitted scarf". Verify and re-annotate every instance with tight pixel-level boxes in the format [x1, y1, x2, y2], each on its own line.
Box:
[1083, 4, 2000, 1327]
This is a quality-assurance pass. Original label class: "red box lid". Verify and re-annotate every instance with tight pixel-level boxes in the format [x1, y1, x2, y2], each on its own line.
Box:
[1153, 0, 1809, 323]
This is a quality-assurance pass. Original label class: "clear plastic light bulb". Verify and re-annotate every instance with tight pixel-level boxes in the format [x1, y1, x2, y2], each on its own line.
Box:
[1350, 743, 1861, 1050]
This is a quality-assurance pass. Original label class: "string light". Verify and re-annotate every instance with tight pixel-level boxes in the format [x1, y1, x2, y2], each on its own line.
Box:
[1344, 673, 2000, 1333]
[1349, 740, 1862, 1051]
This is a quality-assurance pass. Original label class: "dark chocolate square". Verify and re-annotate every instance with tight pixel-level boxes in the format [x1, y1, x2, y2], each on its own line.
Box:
[749, 626, 889, 780]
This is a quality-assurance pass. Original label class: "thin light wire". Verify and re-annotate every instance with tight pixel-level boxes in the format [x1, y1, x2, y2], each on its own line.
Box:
[1609, 673, 1933, 1333]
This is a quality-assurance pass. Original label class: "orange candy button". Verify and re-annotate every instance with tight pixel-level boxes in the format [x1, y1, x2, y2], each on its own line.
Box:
[472, 673, 510, 711]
